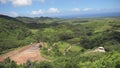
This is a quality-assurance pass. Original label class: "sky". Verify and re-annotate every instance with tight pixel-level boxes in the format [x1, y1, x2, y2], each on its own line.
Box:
[0, 0, 120, 17]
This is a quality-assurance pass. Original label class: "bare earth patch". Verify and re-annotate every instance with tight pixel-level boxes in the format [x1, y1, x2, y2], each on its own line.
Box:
[0, 43, 45, 65]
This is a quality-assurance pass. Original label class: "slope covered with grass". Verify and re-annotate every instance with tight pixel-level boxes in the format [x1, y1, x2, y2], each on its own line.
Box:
[0, 15, 34, 54]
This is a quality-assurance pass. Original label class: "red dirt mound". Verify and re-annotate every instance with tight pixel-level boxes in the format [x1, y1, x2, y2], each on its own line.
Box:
[0, 43, 45, 65]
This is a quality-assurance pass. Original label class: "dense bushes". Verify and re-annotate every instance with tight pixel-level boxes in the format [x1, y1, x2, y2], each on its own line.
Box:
[80, 25, 120, 49]
[0, 57, 17, 68]
[92, 51, 120, 68]
[35, 27, 74, 43]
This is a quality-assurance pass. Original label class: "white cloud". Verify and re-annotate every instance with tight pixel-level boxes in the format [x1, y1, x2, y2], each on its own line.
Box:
[31, 9, 44, 15]
[30, 8, 60, 16]
[11, 0, 32, 7]
[0, 0, 32, 6]
[0, 0, 8, 3]
[71, 8, 80, 12]
[83, 8, 93, 11]
[8, 11, 19, 17]
[0, 0, 45, 6]
[48, 8, 59, 13]
[39, 0, 44, 3]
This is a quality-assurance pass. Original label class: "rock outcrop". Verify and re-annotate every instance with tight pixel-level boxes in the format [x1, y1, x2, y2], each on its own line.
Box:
[94, 47, 106, 53]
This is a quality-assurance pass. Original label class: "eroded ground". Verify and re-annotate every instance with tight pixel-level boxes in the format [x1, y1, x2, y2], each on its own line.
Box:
[0, 43, 45, 64]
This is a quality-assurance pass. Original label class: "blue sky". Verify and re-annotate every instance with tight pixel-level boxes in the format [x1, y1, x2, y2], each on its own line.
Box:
[0, 0, 120, 17]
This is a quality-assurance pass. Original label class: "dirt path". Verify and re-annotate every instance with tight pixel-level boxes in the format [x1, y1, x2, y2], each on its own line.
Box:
[0, 43, 45, 65]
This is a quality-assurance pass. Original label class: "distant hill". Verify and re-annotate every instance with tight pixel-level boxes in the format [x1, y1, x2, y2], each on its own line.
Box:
[16, 16, 57, 24]
[0, 14, 22, 23]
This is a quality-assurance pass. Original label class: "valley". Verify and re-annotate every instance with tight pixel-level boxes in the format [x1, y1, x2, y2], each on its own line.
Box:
[0, 15, 120, 68]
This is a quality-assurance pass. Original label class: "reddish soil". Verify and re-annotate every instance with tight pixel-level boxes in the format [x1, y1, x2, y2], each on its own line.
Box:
[0, 43, 45, 65]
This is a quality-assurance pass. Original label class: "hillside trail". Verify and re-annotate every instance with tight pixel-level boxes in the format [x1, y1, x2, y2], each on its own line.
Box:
[0, 43, 46, 65]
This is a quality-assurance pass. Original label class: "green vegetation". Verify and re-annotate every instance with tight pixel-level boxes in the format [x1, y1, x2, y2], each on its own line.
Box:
[0, 15, 35, 54]
[0, 15, 120, 68]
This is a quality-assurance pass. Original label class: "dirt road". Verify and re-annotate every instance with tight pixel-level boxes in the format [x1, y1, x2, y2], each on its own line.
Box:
[0, 43, 45, 64]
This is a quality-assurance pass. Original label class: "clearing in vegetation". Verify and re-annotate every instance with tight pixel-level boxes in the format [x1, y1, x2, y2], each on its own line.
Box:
[0, 43, 45, 65]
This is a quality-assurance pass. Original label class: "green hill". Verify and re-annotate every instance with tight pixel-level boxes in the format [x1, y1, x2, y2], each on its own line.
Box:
[0, 15, 34, 54]
[16, 16, 58, 24]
